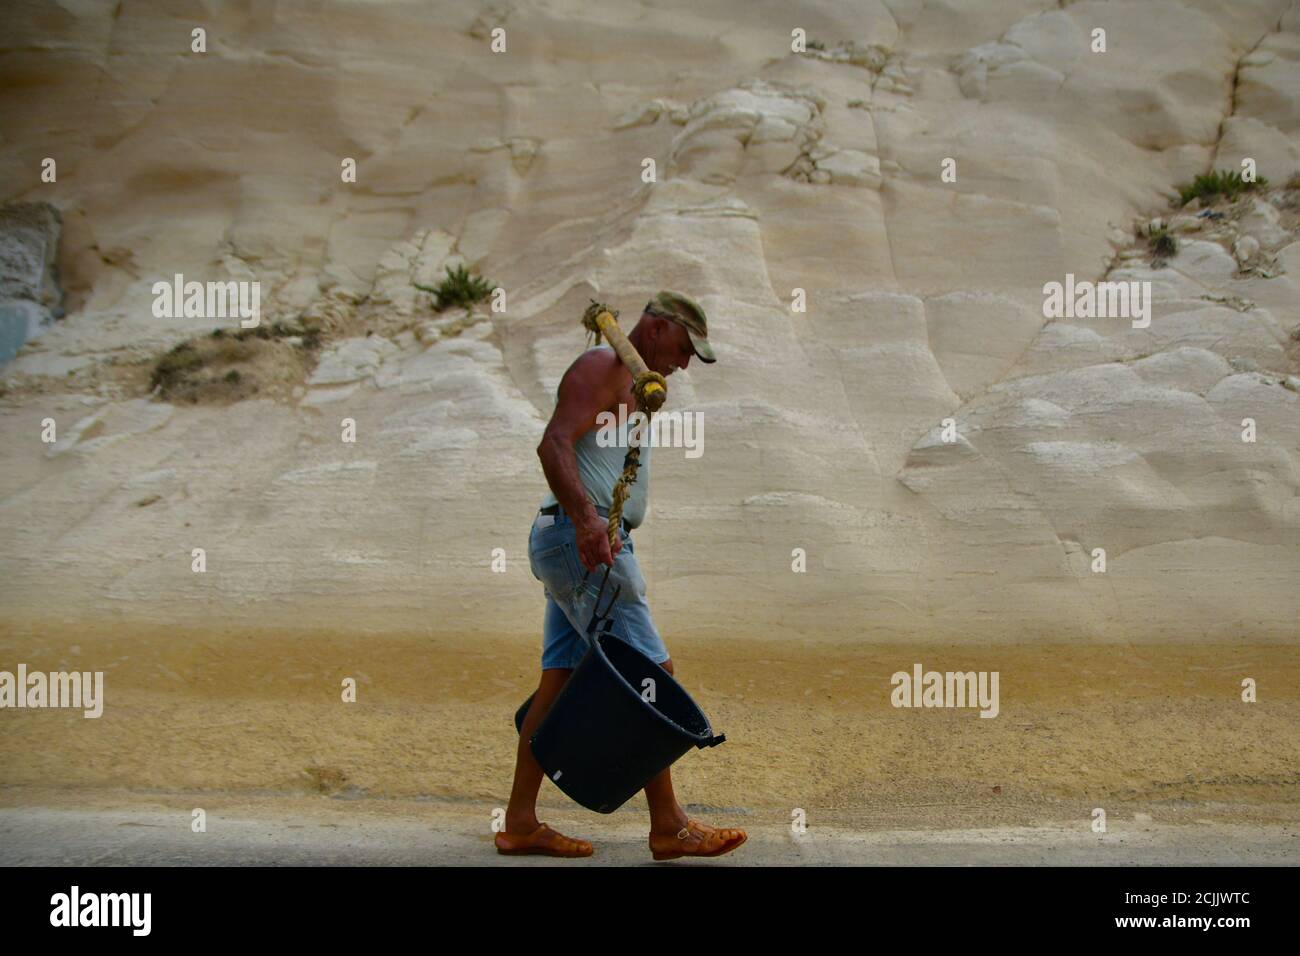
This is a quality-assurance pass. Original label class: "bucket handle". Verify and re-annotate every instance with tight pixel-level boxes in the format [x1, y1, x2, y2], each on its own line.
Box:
[581, 562, 621, 646]
[697, 733, 726, 749]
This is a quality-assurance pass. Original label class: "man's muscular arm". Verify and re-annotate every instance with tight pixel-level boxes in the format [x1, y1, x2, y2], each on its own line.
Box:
[537, 351, 626, 571]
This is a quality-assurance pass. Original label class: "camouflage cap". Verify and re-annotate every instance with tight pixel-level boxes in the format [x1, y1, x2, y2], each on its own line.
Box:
[644, 290, 716, 363]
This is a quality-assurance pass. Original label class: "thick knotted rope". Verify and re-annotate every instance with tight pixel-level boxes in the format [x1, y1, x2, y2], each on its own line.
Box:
[581, 299, 614, 348]
[581, 299, 666, 552]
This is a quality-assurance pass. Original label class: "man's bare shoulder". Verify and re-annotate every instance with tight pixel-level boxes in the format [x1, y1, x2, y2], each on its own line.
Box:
[545, 348, 625, 435]
[559, 346, 623, 389]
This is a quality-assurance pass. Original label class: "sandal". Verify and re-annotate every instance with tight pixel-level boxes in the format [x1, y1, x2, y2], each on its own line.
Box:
[495, 823, 593, 858]
[649, 819, 747, 861]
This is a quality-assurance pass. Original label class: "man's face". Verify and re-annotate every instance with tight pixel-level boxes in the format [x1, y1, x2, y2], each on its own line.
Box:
[651, 317, 694, 377]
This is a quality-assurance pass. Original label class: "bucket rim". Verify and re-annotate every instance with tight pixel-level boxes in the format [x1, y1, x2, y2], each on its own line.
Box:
[588, 632, 716, 743]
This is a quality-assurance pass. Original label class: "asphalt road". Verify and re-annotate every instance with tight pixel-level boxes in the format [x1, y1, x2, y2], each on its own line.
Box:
[1, 806, 1295, 866]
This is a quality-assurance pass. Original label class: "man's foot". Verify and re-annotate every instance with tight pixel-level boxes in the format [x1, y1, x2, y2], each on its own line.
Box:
[495, 822, 593, 858]
[648, 819, 747, 861]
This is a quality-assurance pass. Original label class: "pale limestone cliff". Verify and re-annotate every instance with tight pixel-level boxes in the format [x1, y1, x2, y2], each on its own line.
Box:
[0, 0, 1297, 642]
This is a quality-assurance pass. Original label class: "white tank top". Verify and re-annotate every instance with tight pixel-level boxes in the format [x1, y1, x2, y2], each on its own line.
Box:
[539, 346, 652, 528]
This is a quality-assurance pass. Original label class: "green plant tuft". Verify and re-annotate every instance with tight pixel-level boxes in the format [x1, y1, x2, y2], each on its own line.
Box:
[414, 264, 494, 312]
[1177, 169, 1269, 206]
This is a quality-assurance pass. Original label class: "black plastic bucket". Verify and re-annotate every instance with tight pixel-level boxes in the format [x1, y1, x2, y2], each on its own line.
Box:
[513, 632, 725, 814]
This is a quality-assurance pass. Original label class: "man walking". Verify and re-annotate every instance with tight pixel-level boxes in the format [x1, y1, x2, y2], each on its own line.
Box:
[498, 291, 747, 861]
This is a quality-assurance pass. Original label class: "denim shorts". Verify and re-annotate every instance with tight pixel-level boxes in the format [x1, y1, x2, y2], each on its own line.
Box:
[528, 508, 669, 670]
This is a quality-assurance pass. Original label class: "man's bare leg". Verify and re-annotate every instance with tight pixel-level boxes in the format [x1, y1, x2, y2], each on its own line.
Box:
[642, 658, 745, 856]
[504, 667, 574, 834]
[643, 658, 692, 835]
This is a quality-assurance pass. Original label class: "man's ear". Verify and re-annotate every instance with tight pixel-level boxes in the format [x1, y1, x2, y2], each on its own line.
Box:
[641, 317, 661, 347]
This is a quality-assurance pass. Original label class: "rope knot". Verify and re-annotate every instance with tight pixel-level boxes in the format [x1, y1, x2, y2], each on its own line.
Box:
[633, 370, 667, 415]
[582, 299, 618, 348]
